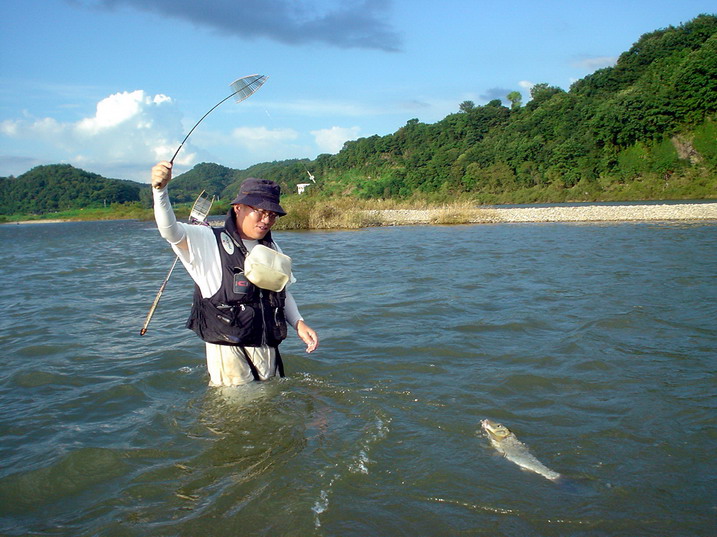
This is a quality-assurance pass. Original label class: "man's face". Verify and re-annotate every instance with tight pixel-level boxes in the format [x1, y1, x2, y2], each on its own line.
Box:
[234, 204, 277, 240]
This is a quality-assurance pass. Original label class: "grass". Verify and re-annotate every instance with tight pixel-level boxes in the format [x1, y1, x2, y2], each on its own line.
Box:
[425, 202, 499, 225]
[0, 204, 154, 223]
[275, 196, 409, 230]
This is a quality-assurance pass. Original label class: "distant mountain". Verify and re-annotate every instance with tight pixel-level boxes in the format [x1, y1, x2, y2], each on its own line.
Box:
[220, 159, 314, 200]
[168, 159, 315, 203]
[168, 162, 237, 203]
[0, 164, 147, 215]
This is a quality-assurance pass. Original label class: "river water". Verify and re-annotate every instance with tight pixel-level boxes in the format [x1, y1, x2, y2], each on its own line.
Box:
[0, 219, 715, 536]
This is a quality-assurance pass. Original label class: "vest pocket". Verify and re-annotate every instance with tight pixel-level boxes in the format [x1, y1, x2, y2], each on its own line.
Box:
[215, 303, 257, 344]
[188, 301, 260, 345]
[270, 307, 288, 344]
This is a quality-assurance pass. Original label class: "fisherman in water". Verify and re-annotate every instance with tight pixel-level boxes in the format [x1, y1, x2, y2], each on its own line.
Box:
[151, 161, 319, 386]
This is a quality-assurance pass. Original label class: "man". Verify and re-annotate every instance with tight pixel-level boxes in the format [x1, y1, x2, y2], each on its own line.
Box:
[151, 161, 319, 387]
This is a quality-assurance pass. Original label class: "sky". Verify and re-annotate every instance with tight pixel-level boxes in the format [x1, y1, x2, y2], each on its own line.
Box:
[0, 0, 714, 183]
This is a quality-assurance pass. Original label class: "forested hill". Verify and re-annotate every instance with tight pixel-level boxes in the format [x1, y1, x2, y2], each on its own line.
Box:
[2, 14, 716, 215]
[308, 13, 716, 201]
[176, 15, 716, 203]
[168, 160, 314, 203]
[0, 165, 146, 215]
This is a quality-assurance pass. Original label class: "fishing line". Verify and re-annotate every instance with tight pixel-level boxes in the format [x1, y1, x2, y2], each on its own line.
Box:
[261, 100, 317, 190]
[170, 74, 268, 164]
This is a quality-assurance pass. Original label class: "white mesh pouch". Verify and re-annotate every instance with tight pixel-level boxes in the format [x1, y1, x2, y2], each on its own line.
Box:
[244, 244, 292, 292]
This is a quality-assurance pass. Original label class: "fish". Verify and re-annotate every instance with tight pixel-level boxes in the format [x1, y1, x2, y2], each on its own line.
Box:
[481, 418, 561, 482]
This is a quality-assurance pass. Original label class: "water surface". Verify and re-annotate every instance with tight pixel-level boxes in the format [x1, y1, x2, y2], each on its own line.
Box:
[1, 220, 715, 536]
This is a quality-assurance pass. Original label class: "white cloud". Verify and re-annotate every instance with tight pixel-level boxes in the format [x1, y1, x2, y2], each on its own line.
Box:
[571, 55, 618, 71]
[2, 116, 63, 139]
[222, 126, 316, 166]
[311, 126, 361, 154]
[75, 91, 174, 134]
[518, 80, 534, 91]
[230, 126, 299, 152]
[0, 90, 189, 179]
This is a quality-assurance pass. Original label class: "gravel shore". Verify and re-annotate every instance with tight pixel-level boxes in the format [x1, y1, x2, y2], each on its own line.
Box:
[6, 202, 715, 227]
[363, 202, 717, 226]
[5, 219, 68, 225]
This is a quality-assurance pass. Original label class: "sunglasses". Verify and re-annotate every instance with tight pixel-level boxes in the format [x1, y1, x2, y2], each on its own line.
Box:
[248, 206, 278, 221]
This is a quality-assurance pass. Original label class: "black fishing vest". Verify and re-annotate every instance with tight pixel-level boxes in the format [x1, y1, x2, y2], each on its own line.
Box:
[185, 215, 288, 348]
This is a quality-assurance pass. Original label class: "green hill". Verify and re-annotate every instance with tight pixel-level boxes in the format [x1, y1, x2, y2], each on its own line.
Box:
[310, 14, 717, 202]
[0, 164, 146, 215]
[167, 162, 237, 203]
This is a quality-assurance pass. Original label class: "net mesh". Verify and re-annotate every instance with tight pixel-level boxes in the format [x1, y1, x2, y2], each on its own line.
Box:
[230, 74, 268, 103]
[189, 191, 214, 225]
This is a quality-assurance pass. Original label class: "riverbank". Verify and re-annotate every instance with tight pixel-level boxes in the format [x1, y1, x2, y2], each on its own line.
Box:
[5, 202, 716, 228]
[361, 202, 717, 226]
[4, 219, 69, 225]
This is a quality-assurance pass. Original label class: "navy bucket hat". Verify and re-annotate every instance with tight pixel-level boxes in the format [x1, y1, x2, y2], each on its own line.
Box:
[230, 177, 286, 216]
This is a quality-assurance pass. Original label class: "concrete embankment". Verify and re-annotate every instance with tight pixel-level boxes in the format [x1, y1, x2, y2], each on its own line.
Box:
[363, 202, 717, 226]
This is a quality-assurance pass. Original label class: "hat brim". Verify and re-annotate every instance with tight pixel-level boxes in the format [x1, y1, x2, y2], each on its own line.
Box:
[231, 193, 286, 216]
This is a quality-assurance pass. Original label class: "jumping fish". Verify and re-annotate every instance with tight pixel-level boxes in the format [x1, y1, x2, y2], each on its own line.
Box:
[481, 418, 561, 481]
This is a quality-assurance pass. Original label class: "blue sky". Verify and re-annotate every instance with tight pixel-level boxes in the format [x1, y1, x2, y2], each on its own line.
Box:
[1, 0, 714, 183]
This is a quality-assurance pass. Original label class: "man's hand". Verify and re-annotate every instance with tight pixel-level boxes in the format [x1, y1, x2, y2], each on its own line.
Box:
[296, 320, 319, 353]
[151, 161, 173, 189]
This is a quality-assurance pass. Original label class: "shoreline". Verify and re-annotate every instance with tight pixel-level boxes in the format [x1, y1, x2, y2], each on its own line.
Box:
[362, 202, 717, 226]
[4, 219, 70, 225]
[5, 202, 717, 227]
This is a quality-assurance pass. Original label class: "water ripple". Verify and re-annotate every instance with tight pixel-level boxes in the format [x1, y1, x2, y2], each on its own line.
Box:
[0, 220, 715, 536]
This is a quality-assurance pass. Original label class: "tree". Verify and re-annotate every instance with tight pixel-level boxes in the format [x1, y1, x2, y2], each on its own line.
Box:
[459, 100, 476, 113]
[507, 91, 522, 110]
[526, 83, 565, 110]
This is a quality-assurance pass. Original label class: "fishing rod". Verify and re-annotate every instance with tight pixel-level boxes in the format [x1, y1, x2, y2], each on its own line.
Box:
[140, 191, 214, 336]
[140, 74, 268, 336]
[170, 74, 268, 164]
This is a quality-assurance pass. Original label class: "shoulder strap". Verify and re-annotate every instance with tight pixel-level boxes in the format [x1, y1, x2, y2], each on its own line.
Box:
[239, 346, 285, 380]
